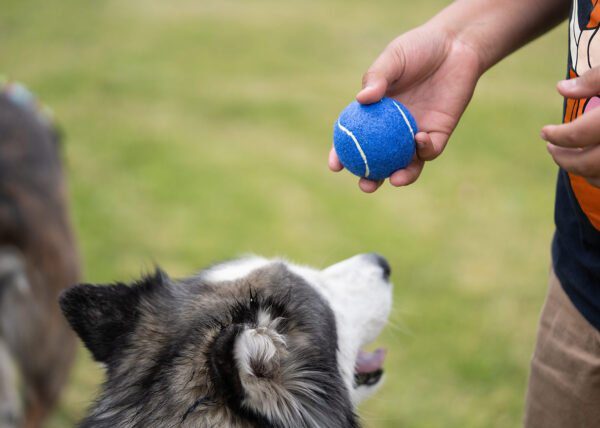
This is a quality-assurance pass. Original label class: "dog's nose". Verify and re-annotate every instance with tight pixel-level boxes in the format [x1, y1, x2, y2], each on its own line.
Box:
[366, 253, 391, 280]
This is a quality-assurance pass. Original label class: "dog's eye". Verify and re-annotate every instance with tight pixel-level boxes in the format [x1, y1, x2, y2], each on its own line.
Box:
[227, 287, 262, 325]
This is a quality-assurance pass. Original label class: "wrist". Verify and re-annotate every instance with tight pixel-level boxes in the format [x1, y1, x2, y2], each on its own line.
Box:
[424, 6, 494, 74]
[425, 0, 569, 73]
[418, 18, 487, 78]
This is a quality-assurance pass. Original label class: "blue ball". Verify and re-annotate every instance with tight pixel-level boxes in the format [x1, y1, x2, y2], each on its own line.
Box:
[333, 97, 417, 180]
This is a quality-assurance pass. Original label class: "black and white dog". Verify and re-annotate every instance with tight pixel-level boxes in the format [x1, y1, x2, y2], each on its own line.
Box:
[60, 253, 392, 427]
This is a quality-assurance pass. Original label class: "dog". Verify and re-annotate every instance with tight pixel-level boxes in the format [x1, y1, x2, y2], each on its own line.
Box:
[0, 83, 80, 427]
[60, 253, 392, 427]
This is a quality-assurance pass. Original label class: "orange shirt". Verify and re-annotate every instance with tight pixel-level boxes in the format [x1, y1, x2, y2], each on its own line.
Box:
[553, 0, 600, 331]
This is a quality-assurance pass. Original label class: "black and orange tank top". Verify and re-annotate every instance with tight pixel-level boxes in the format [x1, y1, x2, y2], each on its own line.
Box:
[553, 0, 600, 330]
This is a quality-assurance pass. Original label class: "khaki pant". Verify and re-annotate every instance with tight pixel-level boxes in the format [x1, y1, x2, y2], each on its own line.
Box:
[524, 270, 600, 427]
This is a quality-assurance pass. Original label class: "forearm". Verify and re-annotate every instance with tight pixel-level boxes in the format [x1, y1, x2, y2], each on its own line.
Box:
[428, 0, 570, 72]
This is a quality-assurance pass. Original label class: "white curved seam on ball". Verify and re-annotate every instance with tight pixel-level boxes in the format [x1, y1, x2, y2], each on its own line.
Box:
[337, 120, 370, 178]
[392, 101, 415, 139]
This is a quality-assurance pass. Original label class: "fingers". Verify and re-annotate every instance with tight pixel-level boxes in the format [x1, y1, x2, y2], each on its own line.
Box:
[328, 147, 344, 172]
[415, 132, 434, 160]
[330, 145, 417, 192]
[393, 131, 446, 186]
[389, 158, 424, 187]
[414, 132, 436, 161]
[545, 65, 600, 188]
[546, 143, 600, 180]
[358, 162, 423, 192]
[358, 158, 425, 192]
[541, 106, 600, 148]
[386, 130, 447, 187]
[356, 71, 388, 105]
[359, 178, 384, 193]
[356, 44, 405, 105]
[587, 176, 600, 188]
[415, 131, 448, 161]
[330, 147, 383, 193]
[330, 131, 436, 191]
[557, 67, 600, 99]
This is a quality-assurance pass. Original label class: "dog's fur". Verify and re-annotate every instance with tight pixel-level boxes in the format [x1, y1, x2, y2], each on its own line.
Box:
[0, 92, 80, 427]
[61, 254, 392, 427]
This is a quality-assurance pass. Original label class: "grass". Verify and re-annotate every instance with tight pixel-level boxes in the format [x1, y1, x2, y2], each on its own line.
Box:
[0, 0, 567, 426]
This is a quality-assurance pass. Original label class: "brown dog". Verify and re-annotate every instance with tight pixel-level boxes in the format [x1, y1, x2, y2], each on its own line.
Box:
[0, 85, 80, 428]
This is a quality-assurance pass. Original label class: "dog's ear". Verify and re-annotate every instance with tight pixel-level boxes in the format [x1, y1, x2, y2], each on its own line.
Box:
[59, 283, 139, 363]
[231, 317, 291, 413]
[59, 270, 167, 363]
[234, 324, 287, 381]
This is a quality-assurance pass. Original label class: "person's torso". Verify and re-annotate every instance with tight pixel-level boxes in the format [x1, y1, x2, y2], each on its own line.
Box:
[552, 0, 600, 331]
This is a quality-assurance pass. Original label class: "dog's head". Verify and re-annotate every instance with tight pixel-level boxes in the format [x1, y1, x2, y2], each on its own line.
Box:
[60, 253, 392, 428]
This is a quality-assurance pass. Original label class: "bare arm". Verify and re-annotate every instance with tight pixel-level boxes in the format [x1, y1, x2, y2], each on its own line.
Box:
[433, 0, 570, 72]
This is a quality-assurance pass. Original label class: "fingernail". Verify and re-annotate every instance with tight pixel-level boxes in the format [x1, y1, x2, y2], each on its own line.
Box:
[540, 129, 548, 141]
[558, 79, 577, 90]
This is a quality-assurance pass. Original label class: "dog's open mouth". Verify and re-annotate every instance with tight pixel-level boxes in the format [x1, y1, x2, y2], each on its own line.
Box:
[354, 348, 386, 387]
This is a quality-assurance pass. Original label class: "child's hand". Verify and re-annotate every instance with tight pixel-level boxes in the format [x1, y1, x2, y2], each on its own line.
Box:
[329, 25, 483, 193]
[542, 67, 600, 188]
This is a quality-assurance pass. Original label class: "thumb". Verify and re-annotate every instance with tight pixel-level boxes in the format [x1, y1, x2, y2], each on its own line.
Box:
[557, 67, 600, 98]
[356, 70, 389, 105]
[356, 44, 405, 105]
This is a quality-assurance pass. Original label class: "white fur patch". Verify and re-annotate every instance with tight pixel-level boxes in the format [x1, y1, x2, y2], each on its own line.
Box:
[203, 256, 270, 283]
[290, 254, 392, 403]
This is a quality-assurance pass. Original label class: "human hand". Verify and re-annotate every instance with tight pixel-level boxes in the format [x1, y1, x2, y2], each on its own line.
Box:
[329, 25, 483, 192]
[542, 67, 600, 188]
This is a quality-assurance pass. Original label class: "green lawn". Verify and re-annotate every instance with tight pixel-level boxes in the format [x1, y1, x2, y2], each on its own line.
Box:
[1, 1, 567, 426]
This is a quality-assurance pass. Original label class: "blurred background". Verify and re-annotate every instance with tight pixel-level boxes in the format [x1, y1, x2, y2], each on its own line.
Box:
[1, 0, 566, 426]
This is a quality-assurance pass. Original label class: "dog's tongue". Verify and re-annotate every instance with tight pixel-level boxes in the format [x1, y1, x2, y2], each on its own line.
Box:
[356, 348, 386, 373]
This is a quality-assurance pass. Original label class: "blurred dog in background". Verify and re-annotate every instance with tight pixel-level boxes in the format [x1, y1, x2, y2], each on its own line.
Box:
[0, 82, 80, 428]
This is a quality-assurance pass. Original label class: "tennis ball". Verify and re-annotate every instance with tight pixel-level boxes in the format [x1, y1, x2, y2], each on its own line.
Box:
[333, 97, 417, 180]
